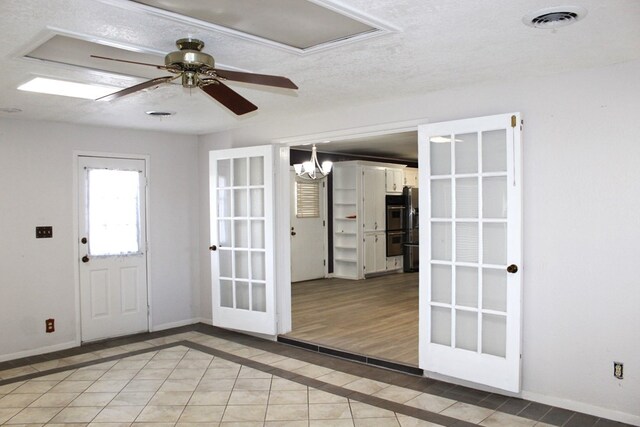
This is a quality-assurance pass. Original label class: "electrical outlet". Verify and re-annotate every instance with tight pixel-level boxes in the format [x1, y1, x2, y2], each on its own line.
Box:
[614, 361, 623, 379]
[45, 318, 55, 333]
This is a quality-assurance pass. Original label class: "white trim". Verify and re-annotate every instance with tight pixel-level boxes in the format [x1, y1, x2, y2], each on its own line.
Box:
[276, 147, 292, 334]
[150, 318, 200, 332]
[274, 119, 426, 147]
[73, 151, 152, 344]
[97, 0, 400, 56]
[521, 391, 640, 426]
[0, 341, 78, 363]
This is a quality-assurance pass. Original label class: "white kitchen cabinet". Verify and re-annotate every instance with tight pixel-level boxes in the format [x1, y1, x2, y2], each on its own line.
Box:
[385, 168, 404, 193]
[386, 255, 403, 271]
[403, 167, 419, 188]
[363, 166, 386, 232]
[364, 231, 386, 275]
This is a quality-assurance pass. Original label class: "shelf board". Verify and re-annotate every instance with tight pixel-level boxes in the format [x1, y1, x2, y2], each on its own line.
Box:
[335, 258, 357, 263]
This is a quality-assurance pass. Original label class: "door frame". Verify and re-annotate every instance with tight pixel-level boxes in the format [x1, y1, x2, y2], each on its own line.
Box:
[73, 151, 152, 344]
[289, 167, 329, 282]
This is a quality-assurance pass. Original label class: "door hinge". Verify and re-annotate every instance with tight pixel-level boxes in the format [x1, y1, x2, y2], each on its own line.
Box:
[147, 305, 150, 315]
[323, 259, 326, 266]
[511, 115, 517, 128]
[323, 220, 326, 227]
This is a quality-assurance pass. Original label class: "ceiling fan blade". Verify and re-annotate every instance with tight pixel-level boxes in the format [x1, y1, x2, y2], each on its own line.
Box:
[214, 69, 298, 90]
[200, 81, 258, 115]
[90, 55, 174, 71]
[96, 76, 175, 101]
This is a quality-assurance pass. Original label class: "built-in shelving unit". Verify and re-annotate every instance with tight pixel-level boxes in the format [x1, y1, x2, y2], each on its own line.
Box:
[332, 160, 406, 279]
[332, 164, 360, 279]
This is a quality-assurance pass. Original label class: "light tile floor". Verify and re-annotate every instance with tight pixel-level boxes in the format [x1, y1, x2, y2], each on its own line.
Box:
[0, 330, 631, 427]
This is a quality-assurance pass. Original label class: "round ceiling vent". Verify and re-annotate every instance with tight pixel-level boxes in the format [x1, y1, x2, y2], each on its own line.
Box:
[523, 6, 587, 29]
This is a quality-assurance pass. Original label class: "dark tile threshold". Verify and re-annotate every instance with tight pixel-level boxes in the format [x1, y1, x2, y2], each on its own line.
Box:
[1, 323, 635, 427]
[277, 335, 424, 376]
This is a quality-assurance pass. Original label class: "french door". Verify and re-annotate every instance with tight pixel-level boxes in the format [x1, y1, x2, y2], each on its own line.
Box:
[209, 146, 276, 335]
[78, 156, 149, 342]
[418, 113, 523, 392]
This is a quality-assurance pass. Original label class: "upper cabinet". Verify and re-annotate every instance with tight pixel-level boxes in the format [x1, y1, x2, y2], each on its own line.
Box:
[403, 167, 419, 188]
[385, 167, 405, 193]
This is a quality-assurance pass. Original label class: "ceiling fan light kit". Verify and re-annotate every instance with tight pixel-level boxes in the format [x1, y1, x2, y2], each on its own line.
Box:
[92, 38, 298, 115]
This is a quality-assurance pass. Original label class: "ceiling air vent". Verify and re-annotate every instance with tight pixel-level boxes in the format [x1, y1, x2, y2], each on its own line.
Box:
[523, 6, 587, 29]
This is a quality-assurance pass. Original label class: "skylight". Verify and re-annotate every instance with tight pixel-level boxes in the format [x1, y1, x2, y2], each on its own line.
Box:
[17, 77, 118, 100]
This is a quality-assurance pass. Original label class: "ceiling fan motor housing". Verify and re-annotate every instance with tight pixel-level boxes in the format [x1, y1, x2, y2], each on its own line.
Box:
[164, 38, 215, 87]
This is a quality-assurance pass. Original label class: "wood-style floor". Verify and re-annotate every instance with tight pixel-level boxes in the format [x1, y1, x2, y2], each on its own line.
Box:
[285, 272, 419, 366]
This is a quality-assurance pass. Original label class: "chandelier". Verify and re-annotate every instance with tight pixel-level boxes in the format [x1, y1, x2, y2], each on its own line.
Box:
[294, 144, 332, 180]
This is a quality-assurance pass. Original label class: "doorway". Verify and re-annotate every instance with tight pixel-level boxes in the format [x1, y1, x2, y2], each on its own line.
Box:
[285, 133, 421, 367]
[77, 155, 149, 342]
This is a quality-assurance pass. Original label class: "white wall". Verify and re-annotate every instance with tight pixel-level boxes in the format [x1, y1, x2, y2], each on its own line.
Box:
[0, 119, 200, 359]
[199, 59, 640, 422]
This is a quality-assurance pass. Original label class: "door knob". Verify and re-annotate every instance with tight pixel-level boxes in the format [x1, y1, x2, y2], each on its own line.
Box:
[82, 255, 90, 263]
[291, 231, 296, 236]
[209, 245, 217, 251]
[507, 264, 518, 274]
[81, 237, 87, 244]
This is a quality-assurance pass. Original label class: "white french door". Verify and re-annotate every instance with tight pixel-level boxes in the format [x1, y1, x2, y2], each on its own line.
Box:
[209, 146, 276, 335]
[418, 113, 523, 392]
[78, 156, 149, 342]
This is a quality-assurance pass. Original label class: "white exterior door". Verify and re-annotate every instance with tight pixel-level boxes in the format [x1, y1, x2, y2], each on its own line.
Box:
[78, 156, 149, 342]
[290, 171, 326, 282]
[418, 113, 523, 392]
[210, 146, 276, 335]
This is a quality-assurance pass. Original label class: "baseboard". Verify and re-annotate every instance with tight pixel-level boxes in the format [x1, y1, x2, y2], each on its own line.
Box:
[150, 318, 200, 332]
[0, 340, 78, 363]
[522, 390, 640, 426]
[196, 317, 213, 325]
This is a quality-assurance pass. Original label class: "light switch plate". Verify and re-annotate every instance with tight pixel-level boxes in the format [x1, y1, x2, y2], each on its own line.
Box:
[36, 226, 53, 238]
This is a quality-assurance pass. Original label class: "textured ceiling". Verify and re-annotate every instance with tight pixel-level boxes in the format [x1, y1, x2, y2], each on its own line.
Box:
[1, 0, 639, 145]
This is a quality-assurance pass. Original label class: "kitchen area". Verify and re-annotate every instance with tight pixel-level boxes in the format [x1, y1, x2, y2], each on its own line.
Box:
[286, 138, 422, 366]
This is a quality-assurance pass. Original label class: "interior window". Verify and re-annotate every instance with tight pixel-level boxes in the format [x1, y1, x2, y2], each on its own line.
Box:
[295, 180, 320, 218]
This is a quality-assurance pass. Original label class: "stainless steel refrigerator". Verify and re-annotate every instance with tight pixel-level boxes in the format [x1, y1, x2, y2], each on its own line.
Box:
[403, 186, 419, 272]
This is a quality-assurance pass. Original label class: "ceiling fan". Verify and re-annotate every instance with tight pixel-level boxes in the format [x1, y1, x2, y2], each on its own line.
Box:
[91, 38, 298, 115]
